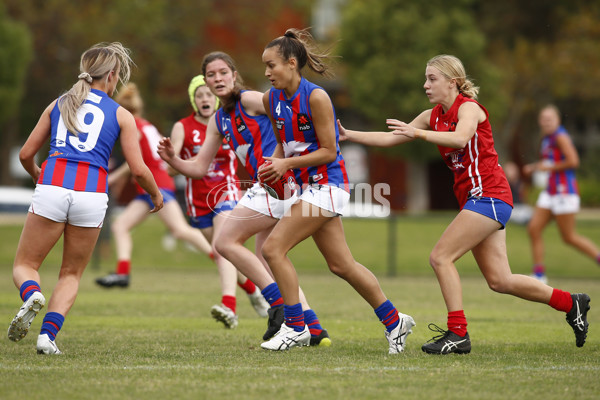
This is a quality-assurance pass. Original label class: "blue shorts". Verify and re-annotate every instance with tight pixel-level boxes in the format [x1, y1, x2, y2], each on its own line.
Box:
[462, 197, 512, 229]
[135, 189, 176, 209]
[189, 200, 237, 229]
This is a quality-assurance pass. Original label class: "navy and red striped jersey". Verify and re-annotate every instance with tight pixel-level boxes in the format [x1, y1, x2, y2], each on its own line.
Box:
[267, 77, 349, 192]
[540, 126, 579, 195]
[215, 92, 276, 181]
[40, 89, 120, 193]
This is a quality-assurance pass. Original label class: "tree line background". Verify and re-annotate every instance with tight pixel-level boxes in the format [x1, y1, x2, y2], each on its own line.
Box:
[2, 0, 599, 206]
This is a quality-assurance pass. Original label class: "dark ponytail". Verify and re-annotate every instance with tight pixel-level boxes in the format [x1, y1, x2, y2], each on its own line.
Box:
[265, 28, 333, 77]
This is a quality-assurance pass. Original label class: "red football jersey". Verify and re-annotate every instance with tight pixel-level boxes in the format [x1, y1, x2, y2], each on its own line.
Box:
[178, 114, 240, 217]
[134, 117, 175, 194]
[430, 95, 513, 209]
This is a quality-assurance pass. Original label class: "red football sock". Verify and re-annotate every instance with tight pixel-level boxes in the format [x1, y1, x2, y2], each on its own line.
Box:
[222, 295, 236, 314]
[548, 289, 573, 313]
[447, 310, 468, 337]
[116, 260, 130, 275]
[238, 279, 256, 295]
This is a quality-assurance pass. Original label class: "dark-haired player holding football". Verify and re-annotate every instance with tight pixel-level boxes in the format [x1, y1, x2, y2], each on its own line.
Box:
[158, 51, 331, 346]
[258, 28, 415, 353]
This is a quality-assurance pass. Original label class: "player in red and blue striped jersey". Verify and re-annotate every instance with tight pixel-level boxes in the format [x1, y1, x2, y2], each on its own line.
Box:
[267, 76, 350, 193]
[158, 52, 331, 346]
[169, 75, 268, 328]
[215, 95, 275, 181]
[258, 28, 415, 353]
[8, 43, 163, 355]
[524, 105, 600, 282]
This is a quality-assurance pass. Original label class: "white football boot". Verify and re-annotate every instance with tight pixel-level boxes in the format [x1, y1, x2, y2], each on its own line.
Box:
[8, 291, 45, 342]
[36, 334, 62, 355]
[210, 304, 239, 329]
[247, 288, 269, 318]
[385, 313, 416, 354]
[261, 324, 310, 351]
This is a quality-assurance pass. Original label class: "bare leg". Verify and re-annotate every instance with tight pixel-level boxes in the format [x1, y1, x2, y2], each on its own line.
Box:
[158, 200, 212, 256]
[111, 200, 151, 261]
[527, 206, 553, 266]
[253, 225, 313, 310]
[261, 201, 329, 305]
[215, 205, 278, 289]
[555, 213, 600, 260]
[429, 210, 501, 312]
[48, 223, 101, 315]
[13, 213, 65, 288]
[312, 216, 388, 308]
[473, 229, 553, 303]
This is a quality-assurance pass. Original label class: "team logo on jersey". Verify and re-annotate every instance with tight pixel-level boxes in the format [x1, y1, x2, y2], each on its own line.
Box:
[450, 122, 457, 131]
[297, 113, 312, 131]
[446, 150, 465, 170]
[276, 118, 285, 131]
[235, 115, 247, 132]
[49, 150, 63, 157]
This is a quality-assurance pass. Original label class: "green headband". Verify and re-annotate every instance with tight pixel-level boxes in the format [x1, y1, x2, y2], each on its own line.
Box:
[188, 74, 219, 113]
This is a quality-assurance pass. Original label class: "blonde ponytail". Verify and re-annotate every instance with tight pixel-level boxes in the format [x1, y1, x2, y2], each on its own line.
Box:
[59, 42, 133, 135]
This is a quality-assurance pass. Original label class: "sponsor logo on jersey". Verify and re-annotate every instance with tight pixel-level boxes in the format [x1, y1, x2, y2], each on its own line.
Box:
[235, 115, 247, 132]
[297, 113, 312, 131]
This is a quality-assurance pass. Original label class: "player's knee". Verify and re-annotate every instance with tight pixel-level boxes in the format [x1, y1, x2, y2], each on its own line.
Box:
[261, 240, 283, 265]
[526, 223, 538, 238]
[214, 239, 230, 259]
[486, 277, 509, 294]
[560, 233, 578, 246]
[429, 250, 443, 271]
[327, 262, 345, 277]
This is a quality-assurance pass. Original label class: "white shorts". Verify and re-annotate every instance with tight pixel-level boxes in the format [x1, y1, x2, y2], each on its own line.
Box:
[298, 184, 350, 217]
[29, 184, 108, 227]
[238, 182, 298, 219]
[536, 190, 580, 215]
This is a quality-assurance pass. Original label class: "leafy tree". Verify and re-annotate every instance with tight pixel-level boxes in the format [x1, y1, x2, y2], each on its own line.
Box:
[476, 1, 600, 168]
[5, 0, 313, 146]
[0, 3, 32, 184]
[338, 0, 505, 160]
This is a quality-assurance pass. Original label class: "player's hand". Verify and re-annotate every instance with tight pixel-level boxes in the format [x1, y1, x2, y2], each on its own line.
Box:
[149, 192, 164, 213]
[337, 119, 348, 142]
[157, 137, 174, 162]
[387, 119, 415, 138]
[259, 157, 286, 184]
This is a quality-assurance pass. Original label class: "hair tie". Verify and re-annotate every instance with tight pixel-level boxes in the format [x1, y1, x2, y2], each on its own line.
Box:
[78, 72, 93, 83]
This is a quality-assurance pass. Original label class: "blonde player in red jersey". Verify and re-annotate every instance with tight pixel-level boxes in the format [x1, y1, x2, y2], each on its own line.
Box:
[339, 54, 590, 354]
[95, 83, 212, 288]
[168, 75, 268, 328]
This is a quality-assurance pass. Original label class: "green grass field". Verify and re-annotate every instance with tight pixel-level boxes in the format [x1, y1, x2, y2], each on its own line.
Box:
[1, 212, 599, 399]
